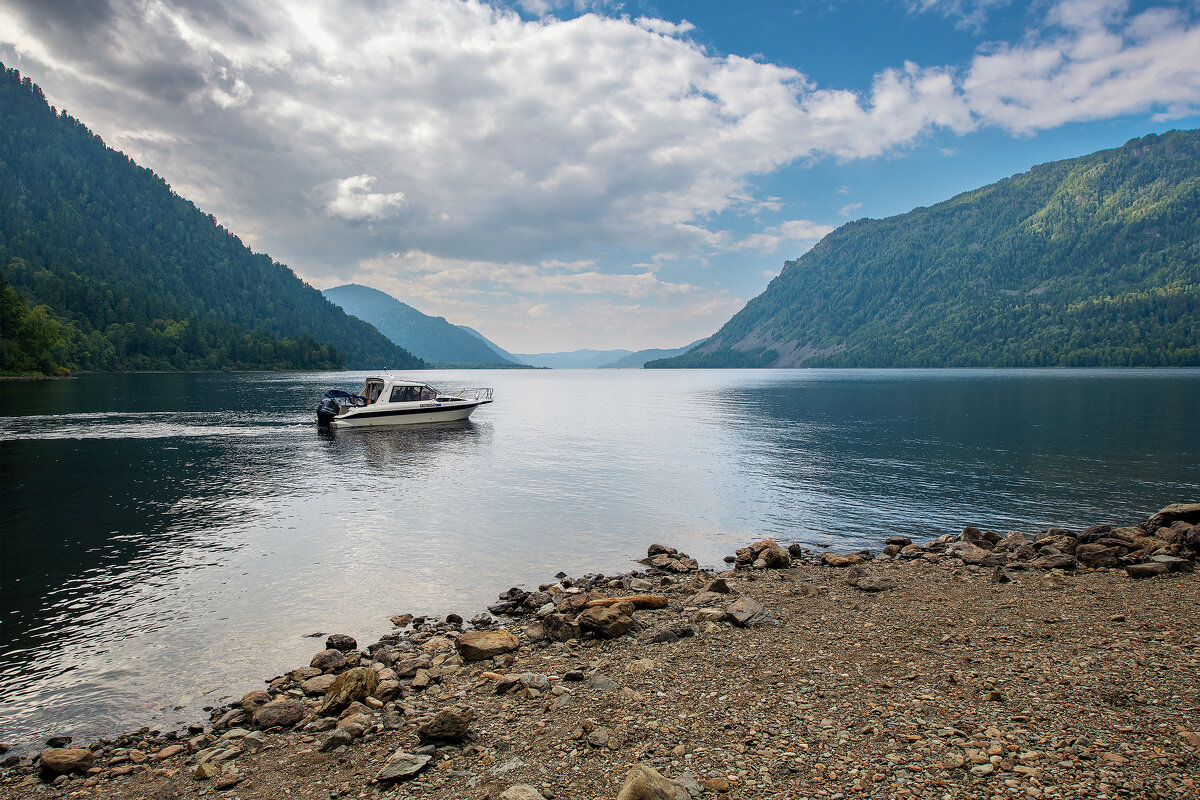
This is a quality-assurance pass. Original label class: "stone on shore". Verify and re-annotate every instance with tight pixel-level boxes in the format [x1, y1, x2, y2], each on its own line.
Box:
[725, 596, 771, 627]
[1126, 562, 1169, 578]
[376, 749, 431, 782]
[615, 764, 691, 800]
[319, 667, 380, 715]
[823, 553, 864, 567]
[300, 674, 338, 696]
[455, 630, 520, 661]
[324, 633, 357, 652]
[416, 705, 474, 743]
[38, 748, 94, 776]
[252, 698, 305, 730]
[579, 605, 635, 639]
[499, 785, 546, 800]
[310, 648, 347, 672]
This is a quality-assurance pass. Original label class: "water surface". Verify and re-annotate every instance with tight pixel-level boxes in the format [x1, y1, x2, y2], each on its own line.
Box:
[1, 368, 1197, 751]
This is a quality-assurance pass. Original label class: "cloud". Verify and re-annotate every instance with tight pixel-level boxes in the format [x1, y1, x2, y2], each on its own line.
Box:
[838, 202, 865, 217]
[323, 174, 406, 222]
[735, 218, 836, 253]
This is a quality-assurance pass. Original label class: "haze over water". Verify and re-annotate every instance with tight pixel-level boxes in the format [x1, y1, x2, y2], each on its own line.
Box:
[1, 368, 1198, 751]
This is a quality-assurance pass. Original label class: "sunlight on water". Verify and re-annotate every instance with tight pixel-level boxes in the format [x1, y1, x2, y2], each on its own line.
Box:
[1, 368, 1198, 752]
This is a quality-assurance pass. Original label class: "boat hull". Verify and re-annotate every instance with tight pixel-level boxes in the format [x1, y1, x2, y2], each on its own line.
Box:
[327, 399, 487, 428]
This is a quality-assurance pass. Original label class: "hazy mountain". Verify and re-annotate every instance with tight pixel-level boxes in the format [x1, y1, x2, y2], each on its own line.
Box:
[599, 340, 706, 368]
[323, 284, 518, 367]
[650, 129, 1200, 369]
[0, 66, 422, 374]
[514, 349, 634, 369]
[456, 325, 529, 365]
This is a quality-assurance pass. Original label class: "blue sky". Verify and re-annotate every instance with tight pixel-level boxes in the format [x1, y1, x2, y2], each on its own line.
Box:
[3, 0, 1199, 351]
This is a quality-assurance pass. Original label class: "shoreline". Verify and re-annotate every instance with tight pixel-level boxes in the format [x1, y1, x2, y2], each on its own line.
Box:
[1, 504, 1197, 799]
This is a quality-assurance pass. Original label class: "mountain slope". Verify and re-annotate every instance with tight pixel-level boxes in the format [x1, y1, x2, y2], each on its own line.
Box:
[323, 284, 517, 367]
[457, 325, 529, 365]
[650, 130, 1200, 368]
[0, 66, 423, 374]
[599, 339, 705, 368]
[514, 349, 633, 369]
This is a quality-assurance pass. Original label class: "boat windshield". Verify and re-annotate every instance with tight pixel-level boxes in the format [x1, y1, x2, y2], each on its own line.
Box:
[363, 381, 384, 404]
[388, 384, 439, 403]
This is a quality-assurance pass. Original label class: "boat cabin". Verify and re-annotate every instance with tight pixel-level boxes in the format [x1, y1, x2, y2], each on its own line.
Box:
[361, 377, 441, 405]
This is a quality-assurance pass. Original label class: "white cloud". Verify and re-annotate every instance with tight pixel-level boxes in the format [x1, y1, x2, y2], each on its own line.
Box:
[324, 175, 406, 221]
[838, 202, 865, 217]
[735, 218, 836, 253]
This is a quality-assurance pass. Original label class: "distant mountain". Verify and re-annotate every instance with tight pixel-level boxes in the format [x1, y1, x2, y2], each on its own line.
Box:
[650, 129, 1200, 369]
[0, 66, 423, 375]
[323, 284, 519, 367]
[456, 325, 529, 365]
[514, 349, 634, 369]
[599, 339, 706, 368]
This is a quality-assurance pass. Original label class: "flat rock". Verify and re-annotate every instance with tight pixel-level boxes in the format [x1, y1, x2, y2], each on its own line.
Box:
[376, 749, 431, 782]
[300, 674, 338, 696]
[1126, 562, 1169, 578]
[455, 630, 520, 661]
[823, 553, 864, 567]
[499, 785, 546, 800]
[725, 596, 770, 627]
[579, 605, 635, 639]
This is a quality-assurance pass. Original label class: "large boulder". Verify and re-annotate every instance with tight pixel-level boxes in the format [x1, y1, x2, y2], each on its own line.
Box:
[325, 634, 357, 652]
[946, 541, 990, 565]
[319, 667, 380, 715]
[252, 698, 305, 730]
[310, 648, 347, 672]
[38, 748, 94, 776]
[1075, 543, 1122, 569]
[616, 764, 691, 800]
[1145, 503, 1200, 531]
[455, 630, 519, 661]
[541, 613, 582, 642]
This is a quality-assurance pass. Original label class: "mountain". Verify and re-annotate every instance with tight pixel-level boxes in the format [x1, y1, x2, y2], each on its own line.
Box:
[323, 284, 519, 367]
[650, 130, 1200, 369]
[599, 339, 706, 368]
[457, 325, 529, 365]
[0, 66, 422, 375]
[514, 349, 633, 369]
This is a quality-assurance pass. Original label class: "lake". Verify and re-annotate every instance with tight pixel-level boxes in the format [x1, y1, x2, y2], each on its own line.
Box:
[1, 368, 1198, 752]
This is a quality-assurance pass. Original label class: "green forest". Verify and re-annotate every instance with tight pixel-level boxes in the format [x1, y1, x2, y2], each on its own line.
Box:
[650, 129, 1200, 368]
[0, 65, 424, 376]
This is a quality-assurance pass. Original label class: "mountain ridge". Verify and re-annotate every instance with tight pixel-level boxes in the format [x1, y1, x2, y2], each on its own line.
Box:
[649, 129, 1200, 369]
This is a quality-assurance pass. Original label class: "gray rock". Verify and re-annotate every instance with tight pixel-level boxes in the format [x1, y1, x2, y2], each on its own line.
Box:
[854, 575, 897, 592]
[375, 749, 431, 782]
[579, 605, 635, 639]
[499, 786, 547, 800]
[616, 764, 691, 800]
[319, 728, 355, 752]
[588, 673, 619, 691]
[725, 596, 770, 627]
[1150, 554, 1195, 573]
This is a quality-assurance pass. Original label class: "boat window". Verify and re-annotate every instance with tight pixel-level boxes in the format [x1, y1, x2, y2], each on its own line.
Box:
[389, 385, 419, 402]
[420, 386, 437, 401]
[364, 382, 383, 404]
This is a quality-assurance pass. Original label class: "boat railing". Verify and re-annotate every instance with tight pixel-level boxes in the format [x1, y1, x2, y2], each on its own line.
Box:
[438, 387, 493, 402]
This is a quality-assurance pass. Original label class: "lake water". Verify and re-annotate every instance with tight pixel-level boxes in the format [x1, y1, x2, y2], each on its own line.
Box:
[1, 368, 1198, 752]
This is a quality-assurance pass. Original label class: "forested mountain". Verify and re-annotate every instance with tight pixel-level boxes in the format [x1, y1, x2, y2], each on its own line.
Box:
[323, 284, 519, 367]
[0, 66, 423, 375]
[599, 339, 705, 368]
[457, 325, 529, 365]
[650, 130, 1200, 368]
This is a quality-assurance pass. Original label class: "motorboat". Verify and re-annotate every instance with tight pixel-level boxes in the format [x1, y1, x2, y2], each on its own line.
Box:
[316, 375, 493, 428]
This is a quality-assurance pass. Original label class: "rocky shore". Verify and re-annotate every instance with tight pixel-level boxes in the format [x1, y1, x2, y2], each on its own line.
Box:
[2, 504, 1198, 800]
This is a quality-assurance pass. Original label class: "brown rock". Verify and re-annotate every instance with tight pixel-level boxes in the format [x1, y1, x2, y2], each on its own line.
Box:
[239, 690, 271, 714]
[38, 748, 94, 776]
[615, 764, 691, 800]
[541, 613, 582, 642]
[252, 698, 305, 729]
[823, 553, 864, 567]
[455, 630, 520, 661]
[579, 605, 635, 639]
[310, 648, 347, 672]
[1125, 562, 1169, 579]
[1075, 543, 1121, 568]
[300, 674, 338, 695]
[391, 654, 433, 677]
[416, 705, 474, 743]
[155, 744, 185, 760]
[586, 595, 668, 610]
[1146, 503, 1200, 530]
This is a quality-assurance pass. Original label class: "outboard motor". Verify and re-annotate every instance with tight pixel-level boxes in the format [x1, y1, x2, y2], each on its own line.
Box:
[316, 397, 341, 428]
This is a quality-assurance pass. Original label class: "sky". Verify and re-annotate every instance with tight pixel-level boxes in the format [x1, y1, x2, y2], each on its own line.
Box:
[2, 0, 1199, 353]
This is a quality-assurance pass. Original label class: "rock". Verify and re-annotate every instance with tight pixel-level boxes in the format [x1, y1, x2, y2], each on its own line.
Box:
[239, 690, 271, 714]
[156, 744, 185, 760]
[588, 673, 619, 691]
[38, 748, 94, 776]
[1146, 503, 1200, 530]
[319, 667, 380, 715]
[1030, 553, 1077, 570]
[44, 736, 71, 748]
[1075, 543, 1122, 568]
[325, 633, 357, 652]
[1151, 554, 1195, 573]
[994, 531, 1031, 551]
[1126, 562, 1169, 578]
[703, 578, 731, 594]
[725, 596, 770, 627]
[376, 749, 431, 782]
[455, 630, 520, 661]
[540, 613, 582, 642]
[854, 575, 897, 592]
[499, 785, 547, 800]
[579, 605, 635, 639]
[252, 698, 305, 729]
[392, 654, 433, 677]
[390, 614, 414, 628]
[320, 728, 355, 752]
[650, 628, 679, 644]
[586, 726, 610, 747]
[647, 544, 678, 557]
[753, 539, 792, 568]
[686, 591, 725, 607]
[310, 648, 347, 672]
[946, 541, 991, 565]
[885, 536, 912, 547]
[991, 566, 1014, 584]
[823, 553, 863, 567]
[213, 773, 242, 790]
[374, 679, 402, 702]
[587, 594, 668, 610]
[300, 674, 338, 695]
[416, 705, 474, 743]
[960, 527, 997, 549]
[615, 764, 691, 800]
[193, 762, 220, 780]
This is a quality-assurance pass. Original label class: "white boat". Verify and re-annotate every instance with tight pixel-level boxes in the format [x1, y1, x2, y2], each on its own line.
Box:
[316, 375, 493, 428]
